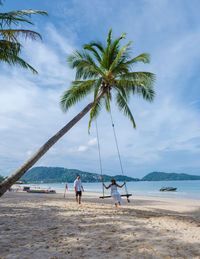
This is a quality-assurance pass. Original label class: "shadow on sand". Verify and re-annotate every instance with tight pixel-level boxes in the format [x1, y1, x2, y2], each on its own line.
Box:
[0, 192, 200, 259]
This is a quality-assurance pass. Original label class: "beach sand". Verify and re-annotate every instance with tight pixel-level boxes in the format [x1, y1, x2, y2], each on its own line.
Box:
[0, 191, 200, 259]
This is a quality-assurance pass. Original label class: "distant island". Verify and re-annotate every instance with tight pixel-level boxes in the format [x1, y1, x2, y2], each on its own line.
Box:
[141, 171, 200, 181]
[17, 167, 200, 183]
[20, 167, 139, 183]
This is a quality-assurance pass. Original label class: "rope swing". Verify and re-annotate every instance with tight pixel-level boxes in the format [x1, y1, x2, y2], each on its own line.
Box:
[95, 108, 132, 202]
[95, 119, 104, 197]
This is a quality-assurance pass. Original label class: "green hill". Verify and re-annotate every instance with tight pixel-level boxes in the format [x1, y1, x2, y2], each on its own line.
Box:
[142, 172, 200, 181]
[18, 168, 200, 183]
[21, 167, 139, 183]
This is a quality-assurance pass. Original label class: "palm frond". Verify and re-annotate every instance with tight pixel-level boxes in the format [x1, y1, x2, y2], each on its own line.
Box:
[116, 91, 136, 128]
[120, 71, 155, 84]
[61, 80, 96, 112]
[0, 9, 47, 73]
[139, 85, 155, 101]
[83, 44, 101, 63]
[108, 32, 126, 65]
[125, 53, 150, 67]
[0, 10, 47, 27]
[104, 93, 111, 112]
[111, 59, 129, 76]
[0, 29, 42, 42]
[86, 41, 104, 53]
[88, 98, 102, 134]
[114, 83, 130, 100]
[0, 39, 38, 73]
[101, 44, 110, 69]
[107, 28, 112, 46]
[117, 72, 156, 101]
[101, 46, 109, 69]
[109, 41, 132, 73]
[93, 78, 102, 101]
[111, 32, 126, 50]
[11, 56, 38, 73]
[0, 39, 20, 54]
[68, 50, 104, 79]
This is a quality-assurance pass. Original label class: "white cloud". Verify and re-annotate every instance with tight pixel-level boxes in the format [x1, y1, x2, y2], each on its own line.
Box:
[77, 145, 88, 152]
[46, 24, 74, 55]
[76, 138, 97, 152]
[88, 138, 97, 146]
[26, 150, 33, 156]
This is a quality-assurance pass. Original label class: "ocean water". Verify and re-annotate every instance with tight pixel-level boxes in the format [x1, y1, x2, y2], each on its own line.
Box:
[20, 180, 200, 200]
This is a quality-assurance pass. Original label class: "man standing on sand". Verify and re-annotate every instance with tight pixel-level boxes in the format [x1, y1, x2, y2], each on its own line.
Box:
[74, 175, 84, 204]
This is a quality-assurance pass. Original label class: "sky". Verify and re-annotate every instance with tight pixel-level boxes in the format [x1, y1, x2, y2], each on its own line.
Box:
[1, 0, 200, 178]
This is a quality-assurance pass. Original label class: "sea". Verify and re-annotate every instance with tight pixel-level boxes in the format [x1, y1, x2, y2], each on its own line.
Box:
[20, 180, 200, 200]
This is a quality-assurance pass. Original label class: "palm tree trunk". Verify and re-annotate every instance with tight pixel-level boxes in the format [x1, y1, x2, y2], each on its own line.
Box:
[0, 91, 105, 197]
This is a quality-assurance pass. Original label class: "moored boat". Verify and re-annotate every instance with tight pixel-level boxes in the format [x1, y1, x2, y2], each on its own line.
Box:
[159, 187, 177, 192]
[27, 189, 56, 194]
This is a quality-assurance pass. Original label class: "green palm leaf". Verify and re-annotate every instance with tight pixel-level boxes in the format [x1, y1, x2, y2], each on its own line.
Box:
[117, 72, 155, 101]
[84, 41, 104, 53]
[109, 41, 132, 73]
[0, 9, 47, 73]
[88, 98, 102, 133]
[68, 50, 104, 79]
[104, 93, 111, 112]
[116, 91, 136, 128]
[124, 53, 150, 66]
[0, 10, 47, 27]
[61, 80, 97, 112]
[93, 78, 103, 101]
[0, 29, 42, 41]
[83, 44, 101, 64]
[108, 32, 126, 66]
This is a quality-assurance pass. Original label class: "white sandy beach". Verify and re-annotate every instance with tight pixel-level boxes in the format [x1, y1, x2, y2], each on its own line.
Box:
[0, 191, 200, 259]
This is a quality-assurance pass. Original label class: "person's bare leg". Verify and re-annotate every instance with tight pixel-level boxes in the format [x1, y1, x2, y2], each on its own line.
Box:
[79, 195, 81, 204]
[75, 194, 78, 203]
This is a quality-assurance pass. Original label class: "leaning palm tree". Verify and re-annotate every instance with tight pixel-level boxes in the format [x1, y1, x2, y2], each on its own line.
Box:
[0, 29, 155, 197]
[0, 9, 47, 73]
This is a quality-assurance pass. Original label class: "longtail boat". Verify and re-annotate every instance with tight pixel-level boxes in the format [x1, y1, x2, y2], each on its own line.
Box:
[27, 189, 56, 194]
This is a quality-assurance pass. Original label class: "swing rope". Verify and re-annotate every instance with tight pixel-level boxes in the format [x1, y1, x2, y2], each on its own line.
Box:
[95, 108, 131, 202]
[95, 119, 104, 197]
[109, 108, 129, 201]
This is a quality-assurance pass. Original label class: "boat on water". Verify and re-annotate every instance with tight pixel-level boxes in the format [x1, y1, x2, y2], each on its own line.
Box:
[159, 187, 177, 192]
[27, 189, 56, 194]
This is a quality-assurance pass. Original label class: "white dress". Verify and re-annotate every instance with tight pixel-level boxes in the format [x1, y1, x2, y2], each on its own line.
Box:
[111, 184, 122, 204]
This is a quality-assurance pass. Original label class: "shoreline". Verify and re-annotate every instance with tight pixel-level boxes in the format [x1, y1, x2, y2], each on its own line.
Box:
[1, 191, 200, 258]
[12, 182, 200, 201]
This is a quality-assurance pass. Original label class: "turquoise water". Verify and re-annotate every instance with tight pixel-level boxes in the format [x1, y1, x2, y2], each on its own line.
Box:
[21, 180, 200, 200]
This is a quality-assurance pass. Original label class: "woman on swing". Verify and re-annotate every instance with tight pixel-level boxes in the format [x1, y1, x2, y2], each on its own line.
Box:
[103, 179, 125, 207]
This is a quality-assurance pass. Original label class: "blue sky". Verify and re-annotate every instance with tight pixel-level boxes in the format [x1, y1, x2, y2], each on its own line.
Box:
[1, 0, 200, 178]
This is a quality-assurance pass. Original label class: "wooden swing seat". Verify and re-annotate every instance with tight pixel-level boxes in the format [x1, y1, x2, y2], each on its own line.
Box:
[99, 194, 132, 199]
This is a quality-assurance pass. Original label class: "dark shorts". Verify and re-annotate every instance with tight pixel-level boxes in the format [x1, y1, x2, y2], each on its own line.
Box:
[76, 191, 82, 197]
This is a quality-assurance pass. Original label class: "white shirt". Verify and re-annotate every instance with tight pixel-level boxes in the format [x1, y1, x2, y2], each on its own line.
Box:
[74, 179, 83, 191]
